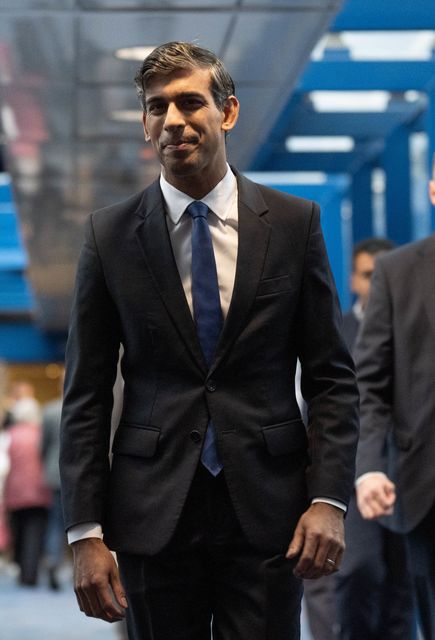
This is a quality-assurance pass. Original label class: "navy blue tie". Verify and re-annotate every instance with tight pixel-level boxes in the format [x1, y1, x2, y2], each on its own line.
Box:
[186, 201, 223, 476]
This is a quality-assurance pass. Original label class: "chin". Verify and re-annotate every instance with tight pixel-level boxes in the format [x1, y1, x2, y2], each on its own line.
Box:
[165, 159, 201, 178]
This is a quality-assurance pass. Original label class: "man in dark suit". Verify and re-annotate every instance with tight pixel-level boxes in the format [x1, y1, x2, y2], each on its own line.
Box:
[337, 238, 414, 640]
[355, 179, 435, 639]
[304, 238, 414, 640]
[60, 42, 359, 640]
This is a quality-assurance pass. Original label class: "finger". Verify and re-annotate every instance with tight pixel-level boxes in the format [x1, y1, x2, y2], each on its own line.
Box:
[307, 538, 339, 579]
[370, 496, 394, 518]
[110, 570, 128, 610]
[322, 544, 343, 575]
[95, 584, 126, 622]
[293, 533, 319, 578]
[79, 586, 103, 619]
[380, 486, 396, 508]
[359, 490, 393, 519]
[78, 579, 123, 622]
[286, 524, 304, 559]
[74, 587, 88, 615]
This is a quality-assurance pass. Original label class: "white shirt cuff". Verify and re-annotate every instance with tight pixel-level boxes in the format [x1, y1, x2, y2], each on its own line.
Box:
[67, 522, 103, 545]
[312, 497, 347, 512]
[355, 471, 388, 487]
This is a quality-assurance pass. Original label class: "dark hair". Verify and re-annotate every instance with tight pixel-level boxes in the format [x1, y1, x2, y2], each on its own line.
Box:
[134, 41, 235, 112]
[352, 237, 395, 267]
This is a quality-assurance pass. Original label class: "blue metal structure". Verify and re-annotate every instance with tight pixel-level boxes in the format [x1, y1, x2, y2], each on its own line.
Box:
[0, 175, 34, 315]
[0, 174, 65, 362]
[252, 0, 435, 256]
[331, 0, 435, 31]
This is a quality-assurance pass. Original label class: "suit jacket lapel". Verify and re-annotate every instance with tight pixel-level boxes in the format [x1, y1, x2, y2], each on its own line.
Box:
[211, 173, 271, 374]
[134, 180, 207, 374]
[420, 234, 435, 337]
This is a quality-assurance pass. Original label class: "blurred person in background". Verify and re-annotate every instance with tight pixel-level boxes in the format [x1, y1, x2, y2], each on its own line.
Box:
[4, 396, 52, 586]
[8, 381, 41, 426]
[336, 238, 414, 640]
[41, 370, 66, 591]
[304, 238, 414, 640]
[341, 238, 396, 349]
[0, 409, 11, 560]
[355, 177, 435, 639]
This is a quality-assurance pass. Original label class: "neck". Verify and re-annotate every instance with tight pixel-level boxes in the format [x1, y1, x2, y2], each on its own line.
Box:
[162, 164, 228, 200]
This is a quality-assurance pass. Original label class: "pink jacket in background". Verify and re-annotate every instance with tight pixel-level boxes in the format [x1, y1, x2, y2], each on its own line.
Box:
[4, 422, 52, 511]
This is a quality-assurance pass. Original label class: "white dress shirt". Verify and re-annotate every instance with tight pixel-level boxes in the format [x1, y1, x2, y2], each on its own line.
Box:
[67, 165, 344, 544]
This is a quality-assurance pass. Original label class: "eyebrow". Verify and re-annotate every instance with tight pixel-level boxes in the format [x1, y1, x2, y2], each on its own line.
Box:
[145, 91, 206, 107]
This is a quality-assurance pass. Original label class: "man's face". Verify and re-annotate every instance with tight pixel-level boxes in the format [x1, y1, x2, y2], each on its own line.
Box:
[143, 67, 239, 195]
[429, 180, 435, 206]
[351, 252, 376, 309]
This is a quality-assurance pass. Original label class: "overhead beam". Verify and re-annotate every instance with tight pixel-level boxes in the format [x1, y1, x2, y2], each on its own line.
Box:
[299, 60, 435, 92]
[261, 138, 385, 173]
[272, 107, 424, 140]
[331, 0, 435, 31]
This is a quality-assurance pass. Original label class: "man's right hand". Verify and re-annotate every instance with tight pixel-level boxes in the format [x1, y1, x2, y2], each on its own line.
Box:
[356, 473, 396, 520]
[72, 537, 127, 623]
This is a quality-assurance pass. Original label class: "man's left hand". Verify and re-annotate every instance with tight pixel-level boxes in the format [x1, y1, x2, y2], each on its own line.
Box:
[286, 502, 345, 579]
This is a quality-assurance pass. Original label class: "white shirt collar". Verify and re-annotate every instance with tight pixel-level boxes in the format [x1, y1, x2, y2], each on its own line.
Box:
[353, 299, 365, 322]
[160, 164, 237, 224]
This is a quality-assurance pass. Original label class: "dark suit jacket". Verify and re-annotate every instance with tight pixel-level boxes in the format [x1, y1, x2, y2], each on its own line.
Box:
[60, 171, 359, 556]
[355, 234, 435, 533]
[341, 309, 360, 352]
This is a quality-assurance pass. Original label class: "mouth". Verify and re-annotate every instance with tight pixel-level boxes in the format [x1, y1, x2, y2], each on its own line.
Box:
[162, 137, 198, 152]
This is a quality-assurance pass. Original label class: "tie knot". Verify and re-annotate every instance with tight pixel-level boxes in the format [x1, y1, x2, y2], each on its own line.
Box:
[186, 201, 209, 220]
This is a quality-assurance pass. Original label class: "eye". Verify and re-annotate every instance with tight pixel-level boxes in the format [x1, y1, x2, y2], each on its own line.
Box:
[147, 102, 166, 115]
[181, 98, 203, 110]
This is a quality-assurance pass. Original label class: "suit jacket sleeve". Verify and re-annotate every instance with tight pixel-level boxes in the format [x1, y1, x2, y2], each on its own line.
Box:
[354, 259, 393, 477]
[60, 214, 121, 530]
[297, 205, 359, 504]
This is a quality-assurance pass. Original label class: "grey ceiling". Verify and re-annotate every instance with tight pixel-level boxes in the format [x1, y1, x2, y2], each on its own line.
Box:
[0, 0, 343, 330]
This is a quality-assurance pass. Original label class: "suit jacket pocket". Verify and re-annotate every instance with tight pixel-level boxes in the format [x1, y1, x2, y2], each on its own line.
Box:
[262, 419, 307, 456]
[112, 423, 160, 458]
[256, 274, 292, 297]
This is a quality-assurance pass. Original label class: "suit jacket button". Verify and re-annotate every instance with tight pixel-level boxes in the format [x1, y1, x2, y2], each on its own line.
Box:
[206, 379, 217, 392]
[190, 430, 202, 443]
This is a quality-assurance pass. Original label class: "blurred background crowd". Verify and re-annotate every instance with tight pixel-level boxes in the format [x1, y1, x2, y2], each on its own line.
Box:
[0, 367, 65, 590]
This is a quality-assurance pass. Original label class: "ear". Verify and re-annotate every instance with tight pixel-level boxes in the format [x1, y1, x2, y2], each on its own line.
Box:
[142, 112, 151, 142]
[429, 180, 435, 207]
[221, 95, 239, 133]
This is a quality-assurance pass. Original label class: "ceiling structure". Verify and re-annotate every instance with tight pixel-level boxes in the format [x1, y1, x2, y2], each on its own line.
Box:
[0, 0, 344, 333]
[253, 0, 435, 246]
[1, 0, 435, 359]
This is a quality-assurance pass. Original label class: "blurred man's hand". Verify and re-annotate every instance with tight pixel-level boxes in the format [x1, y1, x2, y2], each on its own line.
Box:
[356, 473, 396, 519]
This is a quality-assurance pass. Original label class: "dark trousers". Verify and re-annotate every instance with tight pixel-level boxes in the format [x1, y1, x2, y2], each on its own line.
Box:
[303, 574, 339, 640]
[406, 501, 435, 640]
[118, 465, 303, 640]
[44, 489, 66, 569]
[9, 507, 48, 586]
[335, 493, 414, 640]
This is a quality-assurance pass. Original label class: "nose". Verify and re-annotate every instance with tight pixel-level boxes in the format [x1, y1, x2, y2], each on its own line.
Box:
[164, 102, 185, 130]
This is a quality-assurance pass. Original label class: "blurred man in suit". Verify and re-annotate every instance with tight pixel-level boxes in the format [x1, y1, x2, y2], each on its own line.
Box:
[305, 238, 414, 640]
[337, 238, 414, 640]
[60, 41, 359, 640]
[342, 238, 395, 349]
[41, 371, 65, 590]
[356, 177, 435, 639]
